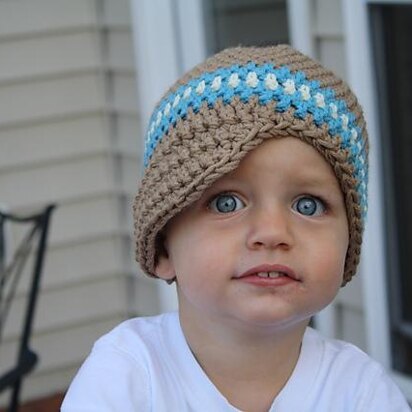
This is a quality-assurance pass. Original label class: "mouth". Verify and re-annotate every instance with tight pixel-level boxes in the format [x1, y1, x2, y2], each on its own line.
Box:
[235, 264, 300, 283]
[255, 271, 288, 279]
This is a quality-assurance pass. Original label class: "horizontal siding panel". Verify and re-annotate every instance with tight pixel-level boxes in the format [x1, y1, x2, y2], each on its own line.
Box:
[1, 241, 129, 305]
[119, 195, 138, 248]
[124, 193, 139, 229]
[46, 234, 130, 287]
[2, 276, 128, 340]
[129, 274, 161, 316]
[117, 114, 142, 154]
[0, 338, 18, 384]
[0, 73, 104, 127]
[0, 155, 115, 209]
[17, 365, 78, 405]
[27, 316, 125, 372]
[0, 31, 101, 83]
[103, 0, 132, 28]
[120, 156, 141, 194]
[0, 316, 124, 406]
[0, 0, 149, 404]
[0, 0, 98, 38]
[49, 195, 122, 245]
[107, 31, 136, 70]
[112, 74, 139, 113]
[10, 235, 129, 296]
[0, 115, 108, 170]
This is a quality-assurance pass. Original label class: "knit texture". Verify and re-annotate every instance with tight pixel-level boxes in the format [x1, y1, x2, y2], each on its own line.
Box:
[133, 45, 369, 286]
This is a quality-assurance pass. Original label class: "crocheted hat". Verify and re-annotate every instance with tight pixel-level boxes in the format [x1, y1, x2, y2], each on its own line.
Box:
[133, 45, 369, 286]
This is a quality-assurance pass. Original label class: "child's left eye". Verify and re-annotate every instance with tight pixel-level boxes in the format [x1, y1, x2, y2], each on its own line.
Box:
[209, 193, 245, 213]
[292, 196, 326, 217]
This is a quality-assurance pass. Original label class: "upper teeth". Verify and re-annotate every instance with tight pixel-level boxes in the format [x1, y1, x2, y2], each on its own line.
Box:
[256, 271, 286, 278]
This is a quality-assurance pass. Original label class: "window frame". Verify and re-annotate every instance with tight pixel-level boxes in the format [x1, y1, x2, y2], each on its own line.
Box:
[130, 0, 208, 314]
[342, 0, 412, 399]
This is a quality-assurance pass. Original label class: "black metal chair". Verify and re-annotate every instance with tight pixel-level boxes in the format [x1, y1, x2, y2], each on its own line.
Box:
[0, 204, 56, 412]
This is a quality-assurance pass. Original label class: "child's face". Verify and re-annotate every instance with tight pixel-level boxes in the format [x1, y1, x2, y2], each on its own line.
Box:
[156, 137, 349, 332]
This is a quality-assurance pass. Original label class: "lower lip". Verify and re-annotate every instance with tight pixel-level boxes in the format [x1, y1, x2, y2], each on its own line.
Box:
[236, 274, 298, 287]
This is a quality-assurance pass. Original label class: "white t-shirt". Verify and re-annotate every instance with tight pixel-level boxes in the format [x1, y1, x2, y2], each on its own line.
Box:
[62, 312, 410, 411]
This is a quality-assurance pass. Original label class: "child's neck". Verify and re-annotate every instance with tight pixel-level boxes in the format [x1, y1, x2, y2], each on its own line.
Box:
[179, 310, 308, 412]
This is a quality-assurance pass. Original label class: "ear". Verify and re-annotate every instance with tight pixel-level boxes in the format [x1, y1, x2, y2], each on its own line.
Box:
[154, 232, 176, 281]
[155, 253, 176, 281]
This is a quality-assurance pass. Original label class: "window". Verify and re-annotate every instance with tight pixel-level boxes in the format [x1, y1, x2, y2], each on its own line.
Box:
[202, 0, 289, 54]
[370, 4, 412, 375]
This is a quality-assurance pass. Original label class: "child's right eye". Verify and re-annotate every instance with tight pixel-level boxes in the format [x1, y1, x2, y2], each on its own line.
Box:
[209, 193, 245, 213]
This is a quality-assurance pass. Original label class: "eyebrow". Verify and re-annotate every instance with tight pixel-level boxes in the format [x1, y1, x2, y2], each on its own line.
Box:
[293, 174, 337, 187]
[217, 178, 337, 197]
[217, 169, 341, 191]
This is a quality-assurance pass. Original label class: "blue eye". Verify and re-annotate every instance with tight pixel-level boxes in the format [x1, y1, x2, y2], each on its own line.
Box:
[294, 196, 325, 216]
[209, 193, 245, 213]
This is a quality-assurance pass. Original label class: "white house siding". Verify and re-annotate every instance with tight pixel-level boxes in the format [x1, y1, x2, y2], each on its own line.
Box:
[0, 0, 159, 405]
[313, 0, 367, 351]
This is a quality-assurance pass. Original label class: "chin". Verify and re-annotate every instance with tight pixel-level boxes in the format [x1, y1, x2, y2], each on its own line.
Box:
[231, 309, 312, 333]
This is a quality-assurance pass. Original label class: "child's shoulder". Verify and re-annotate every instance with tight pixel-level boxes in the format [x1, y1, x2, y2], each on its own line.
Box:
[94, 311, 179, 356]
[304, 326, 383, 376]
[61, 313, 180, 410]
[306, 326, 374, 359]
[99, 311, 178, 340]
[294, 327, 409, 411]
[273, 327, 411, 411]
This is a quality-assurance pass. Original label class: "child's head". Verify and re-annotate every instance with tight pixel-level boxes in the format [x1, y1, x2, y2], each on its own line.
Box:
[133, 45, 368, 288]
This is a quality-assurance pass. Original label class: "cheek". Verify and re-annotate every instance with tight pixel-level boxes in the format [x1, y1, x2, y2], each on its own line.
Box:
[309, 227, 348, 285]
[321, 243, 347, 275]
[325, 220, 349, 269]
[168, 225, 220, 275]
[337, 225, 350, 271]
[307, 240, 347, 311]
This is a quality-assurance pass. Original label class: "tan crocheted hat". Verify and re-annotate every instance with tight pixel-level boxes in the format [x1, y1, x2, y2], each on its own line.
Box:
[133, 45, 369, 286]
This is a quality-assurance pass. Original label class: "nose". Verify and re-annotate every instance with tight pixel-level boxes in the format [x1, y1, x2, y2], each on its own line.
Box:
[246, 204, 294, 251]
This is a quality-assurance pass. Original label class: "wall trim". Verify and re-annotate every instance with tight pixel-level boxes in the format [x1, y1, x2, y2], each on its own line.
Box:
[130, 0, 207, 313]
[286, 0, 315, 56]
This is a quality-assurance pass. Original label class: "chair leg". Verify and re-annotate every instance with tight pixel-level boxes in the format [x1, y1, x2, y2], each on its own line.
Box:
[9, 377, 21, 412]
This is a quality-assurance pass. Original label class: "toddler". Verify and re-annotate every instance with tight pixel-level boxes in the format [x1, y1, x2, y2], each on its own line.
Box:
[62, 45, 410, 411]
